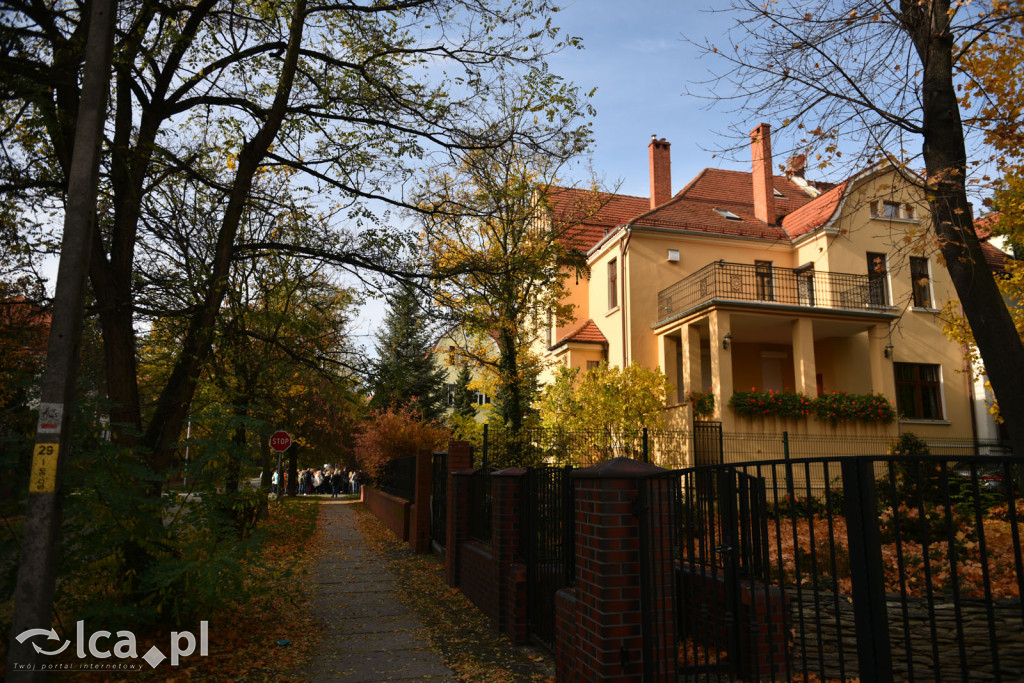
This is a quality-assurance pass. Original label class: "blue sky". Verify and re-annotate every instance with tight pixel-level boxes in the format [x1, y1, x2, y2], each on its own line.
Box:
[547, 2, 742, 197]
[356, 2, 744, 344]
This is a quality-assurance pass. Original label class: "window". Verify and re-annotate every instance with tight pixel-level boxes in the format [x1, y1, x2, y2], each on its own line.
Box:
[546, 309, 553, 347]
[910, 257, 932, 308]
[608, 259, 618, 310]
[713, 207, 742, 221]
[895, 363, 943, 420]
[445, 383, 455, 406]
[870, 201, 917, 221]
[586, 360, 601, 371]
[867, 252, 889, 306]
[755, 260, 774, 301]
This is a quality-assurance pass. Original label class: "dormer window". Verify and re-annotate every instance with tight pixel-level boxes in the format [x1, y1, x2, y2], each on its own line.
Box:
[714, 207, 742, 221]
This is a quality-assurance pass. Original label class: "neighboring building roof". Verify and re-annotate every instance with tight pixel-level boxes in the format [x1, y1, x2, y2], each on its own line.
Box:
[975, 213, 1000, 240]
[981, 242, 1009, 274]
[551, 319, 607, 349]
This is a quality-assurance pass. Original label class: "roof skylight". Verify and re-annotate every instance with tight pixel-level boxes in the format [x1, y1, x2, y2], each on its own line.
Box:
[713, 208, 742, 221]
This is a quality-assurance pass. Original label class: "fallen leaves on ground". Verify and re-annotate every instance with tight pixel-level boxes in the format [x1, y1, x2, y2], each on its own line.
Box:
[58, 498, 322, 682]
[347, 502, 555, 683]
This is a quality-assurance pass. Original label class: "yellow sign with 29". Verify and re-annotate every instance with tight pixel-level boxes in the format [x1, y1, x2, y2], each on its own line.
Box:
[30, 443, 59, 493]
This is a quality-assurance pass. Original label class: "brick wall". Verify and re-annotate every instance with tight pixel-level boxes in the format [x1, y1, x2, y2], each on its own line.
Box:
[555, 588, 578, 682]
[445, 465, 529, 643]
[458, 540, 500, 625]
[362, 486, 410, 541]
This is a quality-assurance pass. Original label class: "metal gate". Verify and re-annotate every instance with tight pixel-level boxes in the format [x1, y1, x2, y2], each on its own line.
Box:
[694, 420, 723, 466]
[430, 451, 447, 551]
[638, 466, 770, 679]
[520, 465, 574, 651]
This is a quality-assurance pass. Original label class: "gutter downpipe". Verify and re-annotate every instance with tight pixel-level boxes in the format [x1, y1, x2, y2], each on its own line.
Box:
[620, 226, 633, 367]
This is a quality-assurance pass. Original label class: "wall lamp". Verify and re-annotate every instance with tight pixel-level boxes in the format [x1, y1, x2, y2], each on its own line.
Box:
[884, 343, 894, 359]
[723, 332, 732, 350]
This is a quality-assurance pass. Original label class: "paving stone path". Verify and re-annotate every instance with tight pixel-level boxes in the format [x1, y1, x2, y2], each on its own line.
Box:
[302, 500, 456, 682]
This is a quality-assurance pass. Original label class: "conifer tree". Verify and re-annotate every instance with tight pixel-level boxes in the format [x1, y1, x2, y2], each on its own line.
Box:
[368, 283, 447, 422]
[452, 364, 478, 421]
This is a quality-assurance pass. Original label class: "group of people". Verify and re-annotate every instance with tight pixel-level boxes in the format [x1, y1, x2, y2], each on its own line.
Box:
[270, 467, 362, 498]
[298, 467, 361, 498]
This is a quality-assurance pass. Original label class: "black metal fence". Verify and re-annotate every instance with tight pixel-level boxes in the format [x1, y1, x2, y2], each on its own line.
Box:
[378, 454, 417, 502]
[520, 465, 575, 652]
[467, 467, 494, 543]
[469, 424, 1009, 472]
[638, 455, 1024, 681]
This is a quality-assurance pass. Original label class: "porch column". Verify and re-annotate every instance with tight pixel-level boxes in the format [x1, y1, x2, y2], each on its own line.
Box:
[709, 311, 734, 429]
[682, 323, 703, 398]
[657, 329, 680, 405]
[792, 318, 818, 397]
[869, 323, 896, 400]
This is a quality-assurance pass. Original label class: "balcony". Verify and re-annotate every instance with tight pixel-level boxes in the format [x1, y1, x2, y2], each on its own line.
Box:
[656, 261, 892, 327]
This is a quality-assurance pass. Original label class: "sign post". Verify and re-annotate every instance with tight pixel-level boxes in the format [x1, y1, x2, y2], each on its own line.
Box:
[270, 431, 291, 502]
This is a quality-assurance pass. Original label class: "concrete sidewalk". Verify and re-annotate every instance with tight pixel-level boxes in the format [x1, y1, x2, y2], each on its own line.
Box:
[302, 501, 456, 682]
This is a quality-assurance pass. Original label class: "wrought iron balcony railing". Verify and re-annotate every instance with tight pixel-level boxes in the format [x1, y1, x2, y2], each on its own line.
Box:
[656, 260, 891, 325]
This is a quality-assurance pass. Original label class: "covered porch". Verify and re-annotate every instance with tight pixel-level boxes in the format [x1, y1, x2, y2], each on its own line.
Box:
[657, 306, 899, 432]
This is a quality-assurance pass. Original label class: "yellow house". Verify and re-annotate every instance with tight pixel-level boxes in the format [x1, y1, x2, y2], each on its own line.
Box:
[434, 326, 495, 423]
[543, 124, 1008, 452]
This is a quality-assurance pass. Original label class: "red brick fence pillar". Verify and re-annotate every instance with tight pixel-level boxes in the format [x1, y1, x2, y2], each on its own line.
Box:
[492, 467, 527, 643]
[409, 449, 433, 554]
[444, 440, 473, 587]
[555, 457, 677, 682]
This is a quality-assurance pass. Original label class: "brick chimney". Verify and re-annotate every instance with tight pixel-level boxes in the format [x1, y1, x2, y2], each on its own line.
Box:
[751, 123, 776, 224]
[649, 137, 671, 209]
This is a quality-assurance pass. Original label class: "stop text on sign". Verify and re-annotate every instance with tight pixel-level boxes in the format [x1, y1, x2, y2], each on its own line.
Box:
[270, 431, 291, 452]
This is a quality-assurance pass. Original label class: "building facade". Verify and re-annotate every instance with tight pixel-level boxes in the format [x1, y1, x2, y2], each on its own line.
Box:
[543, 124, 1007, 448]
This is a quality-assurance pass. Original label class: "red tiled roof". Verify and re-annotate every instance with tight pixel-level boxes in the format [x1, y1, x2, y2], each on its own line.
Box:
[615, 171, 791, 240]
[619, 168, 821, 242]
[675, 168, 815, 217]
[548, 188, 650, 252]
[552, 319, 607, 349]
[780, 181, 848, 239]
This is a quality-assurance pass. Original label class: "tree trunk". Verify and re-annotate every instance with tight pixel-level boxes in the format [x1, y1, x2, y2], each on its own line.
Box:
[288, 445, 298, 497]
[908, 0, 1024, 457]
[258, 430, 271, 519]
[497, 327, 523, 434]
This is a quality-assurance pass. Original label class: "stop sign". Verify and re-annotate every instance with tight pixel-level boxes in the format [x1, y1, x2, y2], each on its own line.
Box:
[270, 431, 292, 452]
